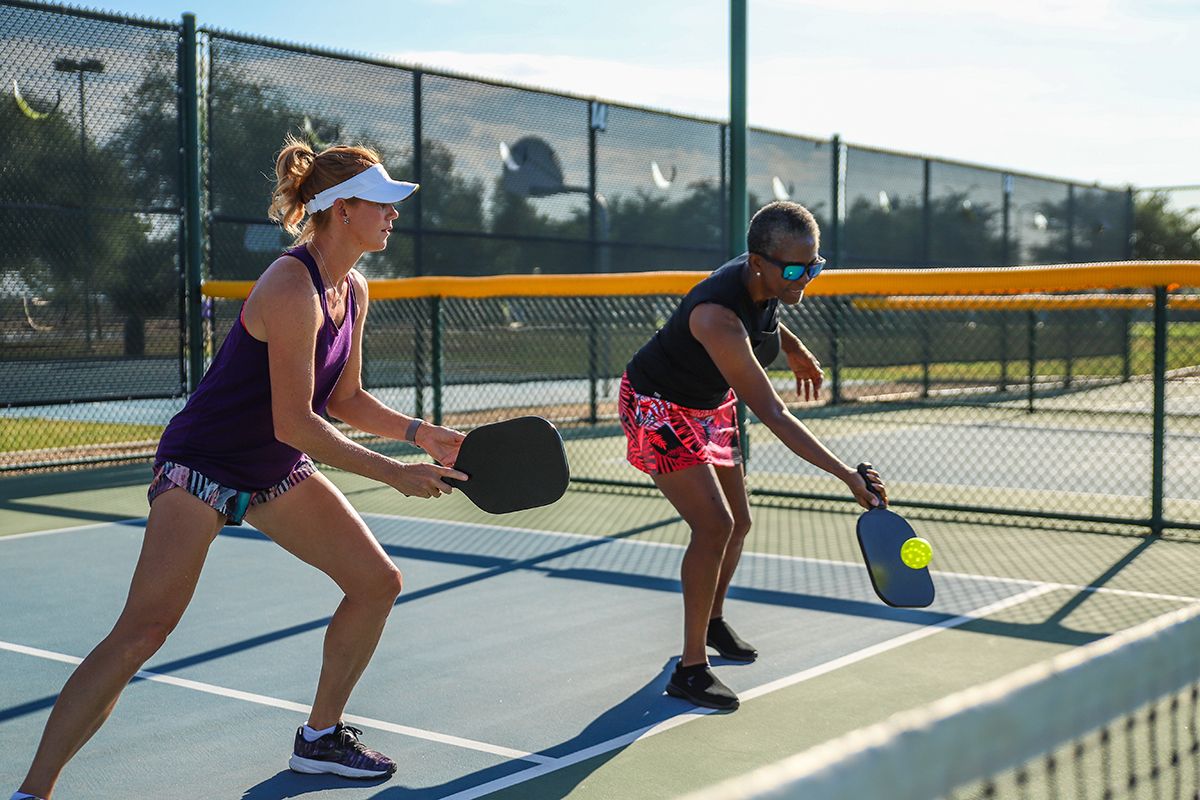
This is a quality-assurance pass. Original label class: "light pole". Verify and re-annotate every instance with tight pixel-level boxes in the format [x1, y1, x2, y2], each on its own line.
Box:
[54, 56, 104, 351]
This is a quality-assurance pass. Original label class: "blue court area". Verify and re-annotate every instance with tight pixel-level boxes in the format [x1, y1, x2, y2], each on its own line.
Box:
[0, 512, 1039, 798]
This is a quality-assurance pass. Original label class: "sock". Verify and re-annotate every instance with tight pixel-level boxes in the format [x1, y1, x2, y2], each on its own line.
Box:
[12, 792, 44, 800]
[302, 723, 338, 742]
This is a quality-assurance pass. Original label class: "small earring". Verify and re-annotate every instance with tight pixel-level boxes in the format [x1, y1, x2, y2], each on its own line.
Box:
[343, 216, 350, 225]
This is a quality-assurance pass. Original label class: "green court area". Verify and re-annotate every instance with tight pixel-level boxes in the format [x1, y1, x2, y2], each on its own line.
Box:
[3, 462, 1199, 798]
[0, 417, 161, 454]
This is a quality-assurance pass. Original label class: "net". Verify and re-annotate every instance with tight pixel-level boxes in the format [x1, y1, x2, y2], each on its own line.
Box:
[678, 602, 1200, 800]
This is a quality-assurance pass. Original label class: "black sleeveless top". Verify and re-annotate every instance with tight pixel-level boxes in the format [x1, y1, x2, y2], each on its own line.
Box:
[625, 253, 780, 409]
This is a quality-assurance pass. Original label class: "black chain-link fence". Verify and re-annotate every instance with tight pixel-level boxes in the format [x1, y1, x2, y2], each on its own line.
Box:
[10, 0, 1186, 534]
[203, 277, 1199, 533]
[1, 1, 187, 468]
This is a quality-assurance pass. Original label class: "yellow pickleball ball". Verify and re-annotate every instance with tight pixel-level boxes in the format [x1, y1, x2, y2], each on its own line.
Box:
[900, 537, 933, 570]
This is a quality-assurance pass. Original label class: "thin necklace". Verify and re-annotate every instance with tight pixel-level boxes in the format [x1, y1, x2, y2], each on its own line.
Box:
[310, 240, 343, 306]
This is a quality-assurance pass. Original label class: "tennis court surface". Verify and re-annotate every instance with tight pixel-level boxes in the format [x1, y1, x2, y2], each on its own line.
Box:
[3, 466, 1200, 798]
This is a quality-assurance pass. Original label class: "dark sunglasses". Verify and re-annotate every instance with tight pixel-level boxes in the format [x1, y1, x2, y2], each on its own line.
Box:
[753, 251, 826, 282]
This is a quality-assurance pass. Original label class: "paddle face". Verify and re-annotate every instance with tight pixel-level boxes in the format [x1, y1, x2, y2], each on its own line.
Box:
[443, 416, 570, 514]
[856, 508, 934, 608]
[855, 463, 935, 608]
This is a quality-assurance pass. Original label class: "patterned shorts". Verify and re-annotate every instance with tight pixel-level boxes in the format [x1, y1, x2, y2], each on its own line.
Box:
[147, 456, 317, 525]
[618, 373, 742, 475]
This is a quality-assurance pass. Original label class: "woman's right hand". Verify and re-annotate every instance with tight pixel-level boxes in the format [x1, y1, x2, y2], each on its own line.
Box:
[388, 462, 468, 498]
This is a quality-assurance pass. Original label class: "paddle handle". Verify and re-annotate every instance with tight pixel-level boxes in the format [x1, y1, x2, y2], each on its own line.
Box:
[856, 462, 885, 506]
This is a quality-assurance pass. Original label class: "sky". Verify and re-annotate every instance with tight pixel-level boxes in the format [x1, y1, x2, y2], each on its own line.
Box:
[83, 0, 1197, 189]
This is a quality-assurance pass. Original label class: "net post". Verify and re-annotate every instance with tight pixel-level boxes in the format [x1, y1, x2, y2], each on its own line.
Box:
[1151, 285, 1167, 534]
[181, 13, 204, 393]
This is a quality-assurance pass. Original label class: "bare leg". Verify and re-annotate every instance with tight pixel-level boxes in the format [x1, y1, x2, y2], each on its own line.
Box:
[19, 489, 223, 799]
[710, 464, 753, 620]
[652, 466, 734, 667]
[244, 471, 403, 729]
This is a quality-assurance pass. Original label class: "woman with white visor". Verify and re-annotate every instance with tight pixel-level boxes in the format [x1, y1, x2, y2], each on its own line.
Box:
[11, 136, 466, 799]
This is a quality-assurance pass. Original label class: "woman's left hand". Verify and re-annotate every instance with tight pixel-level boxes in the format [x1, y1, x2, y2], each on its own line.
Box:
[414, 423, 466, 466]
[786, 348, 824, 401]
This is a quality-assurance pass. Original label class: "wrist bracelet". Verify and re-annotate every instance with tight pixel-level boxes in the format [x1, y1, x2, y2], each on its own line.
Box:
[405, 418, 423, 443]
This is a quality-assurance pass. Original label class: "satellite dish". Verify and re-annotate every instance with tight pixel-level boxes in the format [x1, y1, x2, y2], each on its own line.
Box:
[771, 176, 792, 201]
[499, 136, 570, 197]
[651, 161, 675, 190]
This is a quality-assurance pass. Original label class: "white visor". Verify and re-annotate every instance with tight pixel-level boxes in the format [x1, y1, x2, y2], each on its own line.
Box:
[305, 163, 419, 214]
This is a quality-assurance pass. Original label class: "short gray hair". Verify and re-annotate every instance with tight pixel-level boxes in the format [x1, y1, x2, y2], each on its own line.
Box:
[746, 201, 819, 256]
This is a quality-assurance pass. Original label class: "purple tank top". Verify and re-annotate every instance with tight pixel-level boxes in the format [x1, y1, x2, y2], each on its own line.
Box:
[156, 245, 356, 490]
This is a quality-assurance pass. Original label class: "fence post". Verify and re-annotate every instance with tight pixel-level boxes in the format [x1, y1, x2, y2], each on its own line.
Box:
[921, 159, 932, 397]
[1000, 175, 1012, 393]
[1123, 187, 1136, 382]
[829, 134, 843, 406]
[587, 101, 600, 425]
[181, 13, 204, 393]
[1150, 286, 1167, 535]
[730, 0, 750, 462]
[1065, 185, 1084, 388]
[431, 296, 443, 426]
[1026, 310, 1037, 414]
[413, 70, 425, 419]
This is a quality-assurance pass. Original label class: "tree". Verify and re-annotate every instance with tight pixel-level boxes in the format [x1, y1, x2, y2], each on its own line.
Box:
[1133, 192, 1200, 260]
[105, 44, 182, 355]
[1, 78, 157, 354]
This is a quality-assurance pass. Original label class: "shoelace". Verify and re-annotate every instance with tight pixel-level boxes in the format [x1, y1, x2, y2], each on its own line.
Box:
[335, 725, 375, 754]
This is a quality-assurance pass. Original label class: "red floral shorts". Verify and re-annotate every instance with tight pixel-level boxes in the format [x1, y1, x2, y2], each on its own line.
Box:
[618, 373, 742, 475]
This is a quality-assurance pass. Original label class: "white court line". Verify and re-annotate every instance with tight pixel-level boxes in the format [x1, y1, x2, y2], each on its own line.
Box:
[434, 585, 1060, 800]
[362, 513, 1200, 605]
[8, 510, 1195, 605]
[0, 518, 144, 542]
[0, 639, 552, 765]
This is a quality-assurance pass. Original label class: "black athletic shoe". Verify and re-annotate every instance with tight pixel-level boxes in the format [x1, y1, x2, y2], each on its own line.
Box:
[289, 723, 397, 779]
[666, 663, 740, 711]
[707, 617, 758, 662]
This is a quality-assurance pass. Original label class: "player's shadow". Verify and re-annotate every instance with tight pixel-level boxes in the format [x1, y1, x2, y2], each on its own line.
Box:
[240, 659, 702, 799]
